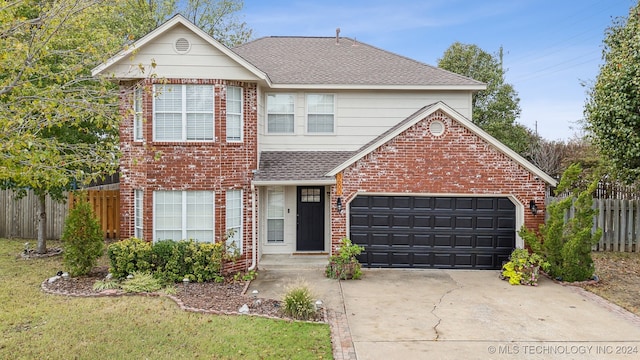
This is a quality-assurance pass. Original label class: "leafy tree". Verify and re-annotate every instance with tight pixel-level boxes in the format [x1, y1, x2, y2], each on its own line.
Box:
[0, 1, 127, 253]
[438, 43, 532, 154]
[125, 0, 252, 46]
[584, 1, 640, 182]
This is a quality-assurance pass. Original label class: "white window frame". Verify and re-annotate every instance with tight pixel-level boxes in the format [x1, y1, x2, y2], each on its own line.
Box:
[134, 189, 143, 239]
[226, 86, 243, 142]
[153, 190, 214, 242]
[306, 93, 335, 134]
[133, 87, 143, 141]
[266, 186, 285, 243]
[225, 189, 243, 253]
[266, 93, 295, 134]
[152, 84, 215, 142]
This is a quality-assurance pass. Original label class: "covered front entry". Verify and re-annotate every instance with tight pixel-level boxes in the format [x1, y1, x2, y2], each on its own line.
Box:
[296, 186, 325, 251]
[349, 195, 516, 269]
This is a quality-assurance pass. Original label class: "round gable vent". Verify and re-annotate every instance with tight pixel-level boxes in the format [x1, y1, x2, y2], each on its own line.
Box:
[429, 120, 445, 136]
[174, 37, 191, 54]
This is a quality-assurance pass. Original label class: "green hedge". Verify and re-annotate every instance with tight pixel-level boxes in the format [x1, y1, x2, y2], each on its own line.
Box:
[108, 238, 224, 283]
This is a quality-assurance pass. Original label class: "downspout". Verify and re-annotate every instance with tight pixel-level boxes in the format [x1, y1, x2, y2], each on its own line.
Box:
[248, 183, 257, 271]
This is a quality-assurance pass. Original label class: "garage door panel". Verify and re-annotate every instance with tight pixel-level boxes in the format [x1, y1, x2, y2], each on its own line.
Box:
[390, 233, 411, 246]
[455, 198, 473, 210]
[476, 235, 494, 248]
[476, 217, 495, 229]
[413, 234, 432, 247]
[413, 215, 431, 228]
[454, 235, 473, 247]
[392, 215, 411, 227]
[455, 216, 473, 229]
[434, 216, 453, 228]
[476, 198, 495, 209]
[372, 214, 390, 227]
[497, 216, 515, 229]
[350, 195, 515, 270]
[453, 254, 473, 267]
[434, 197, 454, 209]
[350, 214, 369, 227]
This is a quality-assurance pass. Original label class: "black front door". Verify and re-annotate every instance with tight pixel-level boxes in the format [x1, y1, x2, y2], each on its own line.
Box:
[296, 186, 325, 251]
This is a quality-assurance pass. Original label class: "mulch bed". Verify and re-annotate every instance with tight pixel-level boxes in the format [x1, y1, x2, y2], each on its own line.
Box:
[41, 266, 325, 323]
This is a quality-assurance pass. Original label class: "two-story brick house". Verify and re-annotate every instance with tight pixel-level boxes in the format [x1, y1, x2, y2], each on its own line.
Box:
[93, 15, 556, 272]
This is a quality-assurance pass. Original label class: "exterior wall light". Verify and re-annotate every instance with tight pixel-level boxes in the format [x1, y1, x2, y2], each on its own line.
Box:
[336, 197, 343, 213]
[529, 200, 538, 215]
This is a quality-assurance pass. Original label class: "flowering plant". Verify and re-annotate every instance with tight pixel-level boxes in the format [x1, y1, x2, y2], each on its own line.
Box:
[501, 248, 550, 286]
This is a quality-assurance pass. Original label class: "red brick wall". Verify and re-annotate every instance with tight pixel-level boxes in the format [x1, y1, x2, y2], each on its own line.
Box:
[118, 78, 257, 272]
[330, 110, 548, 251]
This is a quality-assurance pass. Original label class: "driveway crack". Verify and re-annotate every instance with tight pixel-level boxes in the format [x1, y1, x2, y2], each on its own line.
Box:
[431, 277, 463, 341]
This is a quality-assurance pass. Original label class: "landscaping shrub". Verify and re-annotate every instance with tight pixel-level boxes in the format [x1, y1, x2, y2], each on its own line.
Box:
[282, 281, 316, 320]
[107, 237, 153, 279]
[110, 238, 224, 282]
[61, 194, 105, 276]
[521, 163, 603, 282]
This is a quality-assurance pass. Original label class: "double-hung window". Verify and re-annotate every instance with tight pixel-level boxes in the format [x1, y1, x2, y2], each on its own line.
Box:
[134, 189, 143, 239]
[267, 93, 295, 133]
[307, 94, 334, 133]
[153, 84, 214, 141]
[153, 190, 214, 242]
[226, 86, 243, 142]
[225, 189, 243, 253]
[133, 87, 143, 141]
[266, 187, 284, 243]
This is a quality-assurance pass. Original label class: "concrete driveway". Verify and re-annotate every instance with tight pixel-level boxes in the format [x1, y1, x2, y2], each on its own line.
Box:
[249, 269, 640, 359]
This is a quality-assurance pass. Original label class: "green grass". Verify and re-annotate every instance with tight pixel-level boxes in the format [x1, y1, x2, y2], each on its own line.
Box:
[0, 239, 331, 359]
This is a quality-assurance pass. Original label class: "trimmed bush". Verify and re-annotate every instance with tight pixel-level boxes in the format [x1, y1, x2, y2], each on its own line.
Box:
[109, 238, 224, 282]
[107, 238, 152, 279]
[62, 194, 105, 276]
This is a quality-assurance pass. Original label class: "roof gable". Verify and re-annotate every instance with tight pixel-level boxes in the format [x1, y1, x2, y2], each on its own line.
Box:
[327, 102, 557, 186]
[232, 37, 485, 90]
[92, 15, 267, 82]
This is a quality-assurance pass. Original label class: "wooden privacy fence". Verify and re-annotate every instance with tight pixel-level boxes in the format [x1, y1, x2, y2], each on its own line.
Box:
[548, 197, 639, 253]
[68, 190, 120, 239]
[0, 189, 68, 239]
[592, 199, 639, 252]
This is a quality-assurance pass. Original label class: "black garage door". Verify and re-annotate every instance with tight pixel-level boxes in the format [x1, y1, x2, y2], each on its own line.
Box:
[349, 196, 515, 269]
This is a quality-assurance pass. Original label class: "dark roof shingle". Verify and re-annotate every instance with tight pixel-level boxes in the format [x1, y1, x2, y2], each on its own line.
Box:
[232, 37, 483, 87]
[255, 151, 355, 182]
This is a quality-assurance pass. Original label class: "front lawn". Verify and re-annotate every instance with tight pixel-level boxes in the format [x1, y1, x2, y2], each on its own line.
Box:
[582, 251, 640, 316]
[0, 239, 331, 359]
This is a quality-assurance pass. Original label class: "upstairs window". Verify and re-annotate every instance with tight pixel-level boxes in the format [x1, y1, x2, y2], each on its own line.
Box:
[153, 84, 214, 141]
[267, 93, 295, 133]
[133, 87, 143, 141]
[226, 86, 243, 142]
[307, 94, 334, 133]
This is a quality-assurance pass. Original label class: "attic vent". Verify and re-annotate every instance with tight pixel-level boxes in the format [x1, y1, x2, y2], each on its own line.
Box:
[429, 120, 445, 136]
[174, 37, 191, 54]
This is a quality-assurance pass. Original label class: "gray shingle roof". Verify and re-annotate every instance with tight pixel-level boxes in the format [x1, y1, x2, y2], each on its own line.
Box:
[255, 151, 355, 182]
[232, 37, 484, 87]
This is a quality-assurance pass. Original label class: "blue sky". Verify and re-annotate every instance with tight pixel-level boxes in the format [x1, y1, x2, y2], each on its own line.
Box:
[241, 0, 636, 141]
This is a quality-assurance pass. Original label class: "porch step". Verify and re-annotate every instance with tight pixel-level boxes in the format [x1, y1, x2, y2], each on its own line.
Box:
[258, 254, 329, 271]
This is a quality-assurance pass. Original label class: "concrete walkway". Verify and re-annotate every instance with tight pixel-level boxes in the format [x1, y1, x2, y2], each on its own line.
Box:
[249, 268, 640, 360]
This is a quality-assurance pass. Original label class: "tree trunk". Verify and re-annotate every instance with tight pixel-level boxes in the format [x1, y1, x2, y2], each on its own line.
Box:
[36, 194, 47, 254]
